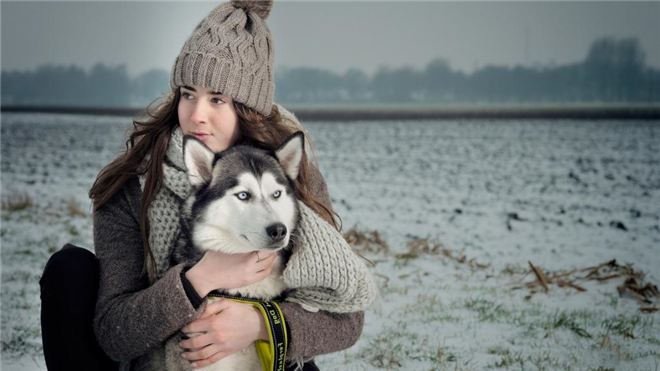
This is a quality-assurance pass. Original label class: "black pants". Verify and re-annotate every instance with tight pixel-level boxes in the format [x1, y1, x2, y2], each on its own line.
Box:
[40, 244, 118, 371]
[40, 244, 319, 371]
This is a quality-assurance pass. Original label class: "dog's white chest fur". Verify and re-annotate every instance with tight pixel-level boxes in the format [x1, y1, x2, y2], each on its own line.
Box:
[198, 346, 261, 371]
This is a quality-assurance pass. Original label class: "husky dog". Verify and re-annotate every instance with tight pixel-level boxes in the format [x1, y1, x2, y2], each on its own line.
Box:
[164, 132, 305, 371]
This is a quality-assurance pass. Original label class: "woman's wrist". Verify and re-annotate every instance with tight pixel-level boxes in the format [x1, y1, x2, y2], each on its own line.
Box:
[185, 264, 212, 298]
[252, 306, 269, 341]
[181, 268, 205, 308]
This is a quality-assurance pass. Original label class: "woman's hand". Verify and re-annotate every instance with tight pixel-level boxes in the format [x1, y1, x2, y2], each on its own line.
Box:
[185, 250, 276, 298]
[179, 299, 268, 368]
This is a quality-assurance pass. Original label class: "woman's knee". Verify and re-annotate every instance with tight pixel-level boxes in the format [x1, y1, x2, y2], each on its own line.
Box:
[40, 244, 98, 295]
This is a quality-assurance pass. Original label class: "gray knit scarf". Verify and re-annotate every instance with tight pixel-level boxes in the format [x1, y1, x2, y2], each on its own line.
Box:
[138, 111, 377, 313]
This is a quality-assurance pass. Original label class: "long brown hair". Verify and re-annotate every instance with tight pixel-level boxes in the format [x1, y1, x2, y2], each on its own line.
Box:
[89, 87, 341, 278]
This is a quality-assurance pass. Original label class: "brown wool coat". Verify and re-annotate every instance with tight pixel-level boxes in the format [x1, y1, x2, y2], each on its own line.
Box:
[92, 167, 364, 367]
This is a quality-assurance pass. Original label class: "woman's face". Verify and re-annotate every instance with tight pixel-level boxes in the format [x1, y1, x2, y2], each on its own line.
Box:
[178, 85, 240, 153]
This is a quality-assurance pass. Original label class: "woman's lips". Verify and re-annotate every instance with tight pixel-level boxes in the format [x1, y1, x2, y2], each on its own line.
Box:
[191, 132, 211, 140]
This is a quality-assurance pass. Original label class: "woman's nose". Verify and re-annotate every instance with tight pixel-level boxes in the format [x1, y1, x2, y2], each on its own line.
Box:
[190, 101, 208, 125]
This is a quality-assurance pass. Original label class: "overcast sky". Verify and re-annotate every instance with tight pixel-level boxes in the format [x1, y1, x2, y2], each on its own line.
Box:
[1, 1, 658, 78]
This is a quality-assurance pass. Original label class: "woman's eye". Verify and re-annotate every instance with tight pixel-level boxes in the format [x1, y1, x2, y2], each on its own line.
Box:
[211, 98, 225, 104]
[273, 190, 281, 199]
[236, 192, 250, 201]
[181, 92, 193, 100]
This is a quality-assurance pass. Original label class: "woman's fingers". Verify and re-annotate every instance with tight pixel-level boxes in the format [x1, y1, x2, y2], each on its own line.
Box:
[183, 298, 255, 334]
[252, 251, 275, 269]
[181, 342, 226, 363]
[182, 301, 229, 332]
[252, 250, 274, 263]
[256, 264, 273, 279]
[190, 349, 231, 368]
[178, 300, 264, 368]
[181, 316, 208, 335]
[198, 298, 232, 320]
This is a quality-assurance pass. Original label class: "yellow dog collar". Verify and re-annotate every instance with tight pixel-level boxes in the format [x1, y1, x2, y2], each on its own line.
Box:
[207, 292, 288, 371]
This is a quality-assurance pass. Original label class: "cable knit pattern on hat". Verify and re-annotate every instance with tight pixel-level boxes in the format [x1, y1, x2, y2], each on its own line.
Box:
[138, 107, 378, 313]
[170, 0, 275, 116]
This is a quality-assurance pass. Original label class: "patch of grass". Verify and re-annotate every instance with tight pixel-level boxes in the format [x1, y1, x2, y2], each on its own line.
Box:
[402, 293, 452, 320]
[486, 346, 509, 356]
[487, 349, 577, 371]
[343, 224, 390, 255]
[601, 314, 643, 339]
[2, 270, 38, 285]
[486, 348, 526, 369]
[359, 323, 459, 369]
[501, 263, 528, 275]
[594, 332, 623, 359]
[0, 323, 42, 358]
[393, 253, 416, 267]
[67, 198, 87, 217]
[404, 237, 444, 257]
[427, 313, 461, 324]
[400, 237, 490, 271]
[605, 293, 619, 309]
[22, 235, 63, 257]
[380, 283, 410, 296]
[528, 351, 565, 370]
[545, 310, 592, 339]
[66, 222, 80, 237]
[1, 191, 33, 211]
[392, 237, 448, 265]
[515, 259, 659, 313]
[464, 297, 512, 322]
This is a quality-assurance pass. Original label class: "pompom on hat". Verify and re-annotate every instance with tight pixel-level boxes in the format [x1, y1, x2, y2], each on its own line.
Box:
[170, 0, 275, 116]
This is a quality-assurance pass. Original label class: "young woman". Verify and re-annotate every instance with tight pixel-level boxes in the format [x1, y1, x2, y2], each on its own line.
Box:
[40, 1, 376, 370]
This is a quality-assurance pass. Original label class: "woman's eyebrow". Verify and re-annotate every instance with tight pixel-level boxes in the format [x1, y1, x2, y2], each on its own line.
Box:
[182, 86, 223, 95]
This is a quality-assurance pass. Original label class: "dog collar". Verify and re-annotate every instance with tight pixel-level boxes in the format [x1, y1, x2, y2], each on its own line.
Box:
[207, 291, 288, 371]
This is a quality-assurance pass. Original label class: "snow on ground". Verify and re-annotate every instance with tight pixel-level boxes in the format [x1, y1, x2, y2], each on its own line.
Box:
[1, 113, 659, 370]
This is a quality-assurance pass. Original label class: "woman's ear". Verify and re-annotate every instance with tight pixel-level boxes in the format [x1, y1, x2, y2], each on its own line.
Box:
[183, 135, 215, 187]
[275, 131, 305, 180]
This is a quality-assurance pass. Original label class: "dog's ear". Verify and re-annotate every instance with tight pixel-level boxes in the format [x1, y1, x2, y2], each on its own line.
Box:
[275, 131, 305, 180]
[183, 135, 214, 187]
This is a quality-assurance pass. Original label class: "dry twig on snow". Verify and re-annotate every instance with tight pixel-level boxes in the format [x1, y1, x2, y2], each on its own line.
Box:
[513, 259, 659, 312]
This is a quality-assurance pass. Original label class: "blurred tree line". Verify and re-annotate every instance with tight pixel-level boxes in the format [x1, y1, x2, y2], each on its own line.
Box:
[2, 37, 658, 107]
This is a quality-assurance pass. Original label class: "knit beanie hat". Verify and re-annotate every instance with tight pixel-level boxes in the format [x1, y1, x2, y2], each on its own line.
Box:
[170, 0, 275, 116]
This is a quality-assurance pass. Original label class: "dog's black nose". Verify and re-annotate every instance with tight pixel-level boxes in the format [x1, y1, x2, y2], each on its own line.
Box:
[266, 223, 287, 242]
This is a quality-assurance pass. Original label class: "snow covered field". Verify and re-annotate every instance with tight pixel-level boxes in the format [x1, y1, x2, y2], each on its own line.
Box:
[2, 112, 659, 370]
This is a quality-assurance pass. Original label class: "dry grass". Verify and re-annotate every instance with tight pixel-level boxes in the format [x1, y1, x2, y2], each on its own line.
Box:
[67, 198, 88, 217]
[513, 260, 659, 312]
[400, 237, 490, 271]
[343, 224, 390, 255]
[1, 191, 33, 211]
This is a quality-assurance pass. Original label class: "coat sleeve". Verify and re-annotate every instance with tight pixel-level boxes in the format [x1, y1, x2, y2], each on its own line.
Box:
[92, 177, 206, 362]
[279, 163, 366, 359]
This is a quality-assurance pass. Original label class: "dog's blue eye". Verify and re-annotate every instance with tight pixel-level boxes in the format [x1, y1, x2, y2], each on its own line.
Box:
[236, 192, 250, 201]
[273, 190, 281, 199]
